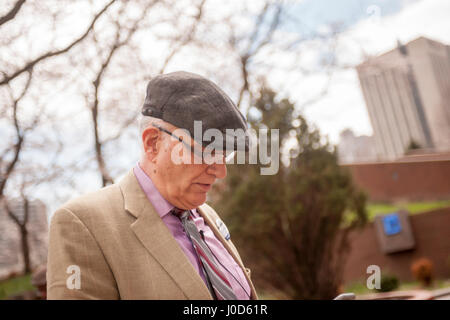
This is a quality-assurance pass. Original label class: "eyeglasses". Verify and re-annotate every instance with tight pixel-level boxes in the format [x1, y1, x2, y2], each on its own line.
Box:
[151, 123, 235, 164]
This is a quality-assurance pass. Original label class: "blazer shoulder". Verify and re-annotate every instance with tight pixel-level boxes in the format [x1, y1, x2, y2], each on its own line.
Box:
[52, 183, 124, 225]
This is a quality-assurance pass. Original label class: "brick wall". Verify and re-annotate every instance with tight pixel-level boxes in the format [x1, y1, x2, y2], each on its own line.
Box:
[342, 207, 450, 283]
[342, 158, 450, 202]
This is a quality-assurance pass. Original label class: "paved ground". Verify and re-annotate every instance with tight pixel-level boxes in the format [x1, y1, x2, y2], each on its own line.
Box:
[431, 288, 450, 300]
[357, 290, 433, 300]
[356, 287, 450, 300]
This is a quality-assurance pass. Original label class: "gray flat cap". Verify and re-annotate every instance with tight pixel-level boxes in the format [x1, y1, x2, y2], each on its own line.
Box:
[142, 71, 249, 151]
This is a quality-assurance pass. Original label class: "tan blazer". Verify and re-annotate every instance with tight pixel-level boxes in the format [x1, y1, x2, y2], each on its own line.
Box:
[47, 170, 258, 300]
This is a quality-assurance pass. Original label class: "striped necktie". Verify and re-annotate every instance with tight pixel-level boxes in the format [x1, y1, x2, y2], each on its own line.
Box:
[171, 208, 237, 300]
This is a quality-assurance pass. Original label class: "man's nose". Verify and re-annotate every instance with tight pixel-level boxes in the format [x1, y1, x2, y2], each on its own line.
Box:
[206, 162, 227, 179]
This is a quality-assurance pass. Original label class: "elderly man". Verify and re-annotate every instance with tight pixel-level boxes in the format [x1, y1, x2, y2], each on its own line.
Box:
[47, 71, 257, 300]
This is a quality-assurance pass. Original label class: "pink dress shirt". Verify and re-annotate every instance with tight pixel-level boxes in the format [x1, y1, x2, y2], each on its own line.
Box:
[133, 164, 251, 300]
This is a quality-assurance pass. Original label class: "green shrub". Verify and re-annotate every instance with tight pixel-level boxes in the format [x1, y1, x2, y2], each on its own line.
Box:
[377, 274, 399, 292]
[0, 274, 34, 300]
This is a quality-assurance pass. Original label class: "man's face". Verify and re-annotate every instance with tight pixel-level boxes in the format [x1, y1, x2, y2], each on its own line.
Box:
[142, 123, 227, 210]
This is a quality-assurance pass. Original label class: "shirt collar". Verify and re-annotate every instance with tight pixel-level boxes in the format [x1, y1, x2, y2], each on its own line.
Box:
[133, 162, 175, 218]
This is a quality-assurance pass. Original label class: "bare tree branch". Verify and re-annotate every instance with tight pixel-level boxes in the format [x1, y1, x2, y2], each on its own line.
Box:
[88, 0, 158, 186]
[0, 70, 32, 199]
[159, 0, 207, 73]
[233, 1, 283, 108]
[0, 0, 26, 27]
[102, 113, 139, 143]
[0, 0, 117, 86]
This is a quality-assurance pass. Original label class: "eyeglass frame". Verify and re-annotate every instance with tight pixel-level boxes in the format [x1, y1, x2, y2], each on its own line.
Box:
[151, 122, 235, 164]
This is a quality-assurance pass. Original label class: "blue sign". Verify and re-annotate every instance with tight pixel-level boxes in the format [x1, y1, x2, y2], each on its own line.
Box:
[382, 213, 402, 235]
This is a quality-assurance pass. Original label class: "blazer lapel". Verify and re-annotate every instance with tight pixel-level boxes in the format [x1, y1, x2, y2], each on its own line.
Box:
[118, 170, 212, 300]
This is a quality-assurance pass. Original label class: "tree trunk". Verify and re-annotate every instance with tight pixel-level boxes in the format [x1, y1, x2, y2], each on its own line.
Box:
[20, 225, 31, 274]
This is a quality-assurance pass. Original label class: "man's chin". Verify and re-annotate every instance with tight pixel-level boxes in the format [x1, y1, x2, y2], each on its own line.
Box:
[187, 193, 207, 208]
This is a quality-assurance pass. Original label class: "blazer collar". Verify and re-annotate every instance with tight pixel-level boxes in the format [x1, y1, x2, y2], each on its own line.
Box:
[118, 169, 257, 300]
[118, 169, 212, 300]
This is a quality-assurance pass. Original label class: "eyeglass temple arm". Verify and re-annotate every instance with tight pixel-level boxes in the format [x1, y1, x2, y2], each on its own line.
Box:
[152, 122, 199, 152]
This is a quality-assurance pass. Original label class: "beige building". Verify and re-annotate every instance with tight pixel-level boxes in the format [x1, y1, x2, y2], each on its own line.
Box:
[357, 37, 450, 160]
[338, 129, 377, 164]
[0, 199, 48, 280]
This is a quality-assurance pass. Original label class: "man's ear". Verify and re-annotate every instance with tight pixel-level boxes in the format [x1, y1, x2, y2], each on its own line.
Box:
[142, 127, 160, 161]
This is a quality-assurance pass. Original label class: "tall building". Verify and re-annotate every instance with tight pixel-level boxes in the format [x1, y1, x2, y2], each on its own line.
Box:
[357, 37, 450, 160]
[338, 129, 377, 164]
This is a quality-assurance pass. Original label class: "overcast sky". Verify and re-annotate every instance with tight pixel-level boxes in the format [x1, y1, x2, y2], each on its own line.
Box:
[290, 0, 450, 144]
[3, 0, 450, 215]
